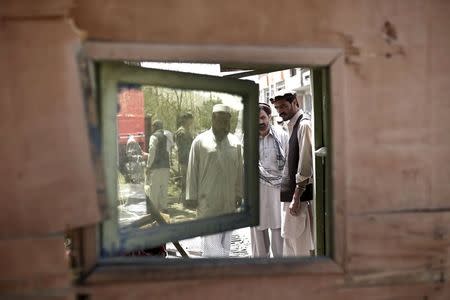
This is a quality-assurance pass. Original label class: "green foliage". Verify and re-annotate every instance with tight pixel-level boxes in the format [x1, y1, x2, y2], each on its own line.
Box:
[142, 86, 240, 134]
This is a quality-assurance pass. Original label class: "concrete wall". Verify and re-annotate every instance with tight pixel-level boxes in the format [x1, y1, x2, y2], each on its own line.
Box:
[1, 0, 450, 299]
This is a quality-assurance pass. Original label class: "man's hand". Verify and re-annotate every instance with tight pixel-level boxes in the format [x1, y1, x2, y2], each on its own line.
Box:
[289, 198, 301, 216]
[289, 180, 308, 216]
[141, 151, 149, 160]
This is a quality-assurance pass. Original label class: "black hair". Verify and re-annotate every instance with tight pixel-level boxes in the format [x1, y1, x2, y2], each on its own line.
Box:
[271, 92, 297, 104]
[152, 120, 163, 130]
[180, 112, 193, 120]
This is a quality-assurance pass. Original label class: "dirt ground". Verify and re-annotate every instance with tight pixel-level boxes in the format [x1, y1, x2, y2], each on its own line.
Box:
[118, 183, 252, 258]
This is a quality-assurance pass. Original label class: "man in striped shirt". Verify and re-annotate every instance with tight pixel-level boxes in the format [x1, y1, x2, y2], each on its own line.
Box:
[251, 103, 289, 257]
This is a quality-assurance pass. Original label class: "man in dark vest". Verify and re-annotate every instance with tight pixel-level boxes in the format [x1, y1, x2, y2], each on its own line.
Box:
[145, 120, 170, 213]
[272, 93, 314, 256]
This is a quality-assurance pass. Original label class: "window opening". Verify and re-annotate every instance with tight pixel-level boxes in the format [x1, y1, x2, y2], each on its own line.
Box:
[92, 61, 331, 260]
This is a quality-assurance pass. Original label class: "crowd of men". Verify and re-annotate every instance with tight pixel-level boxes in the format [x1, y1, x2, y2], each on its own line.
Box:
[135, 92, 314, 258]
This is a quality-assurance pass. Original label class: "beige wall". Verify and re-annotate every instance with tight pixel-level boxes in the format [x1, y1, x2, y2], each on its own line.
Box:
[1, 0, 450, 299]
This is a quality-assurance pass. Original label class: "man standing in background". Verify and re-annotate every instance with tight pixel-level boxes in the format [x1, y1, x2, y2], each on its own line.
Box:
[125, 134, 146, 184]
[145, 120, 170, 213]
[251, 103, 288, 257]
[175, 112, 194, 206]
[186, 104, 243, 257]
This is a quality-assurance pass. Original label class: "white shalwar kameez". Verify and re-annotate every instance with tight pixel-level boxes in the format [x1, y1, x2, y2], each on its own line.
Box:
[251, 125, 288, 257]
[186, 129, 243, 257]
[281, 110, 315, 256]
[146, 134, 169, 211]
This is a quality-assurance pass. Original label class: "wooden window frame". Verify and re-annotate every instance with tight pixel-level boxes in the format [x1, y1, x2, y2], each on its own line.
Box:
[75, 42, 346, 285]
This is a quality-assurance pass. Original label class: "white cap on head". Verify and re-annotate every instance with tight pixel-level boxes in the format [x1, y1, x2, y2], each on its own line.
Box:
[212, 104, 231, 114]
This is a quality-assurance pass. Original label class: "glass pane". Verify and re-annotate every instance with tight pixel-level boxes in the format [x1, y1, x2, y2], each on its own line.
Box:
[116, 83, 245, 235]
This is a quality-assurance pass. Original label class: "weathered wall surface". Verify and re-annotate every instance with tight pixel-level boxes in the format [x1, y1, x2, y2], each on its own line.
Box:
[1, 0, 450, 299]
[0, 2, 100, 299]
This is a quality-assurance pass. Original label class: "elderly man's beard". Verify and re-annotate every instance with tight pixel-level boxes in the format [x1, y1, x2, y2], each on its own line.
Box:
[212, 127, 229, 141]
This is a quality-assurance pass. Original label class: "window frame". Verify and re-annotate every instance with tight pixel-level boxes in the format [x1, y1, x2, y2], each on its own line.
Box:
[262, 87, 270, 102]
[98, 62, 260, 256]
[290, 68, 297, 77]
[76, 43, 346, 283]
[275, 80, 285, 91]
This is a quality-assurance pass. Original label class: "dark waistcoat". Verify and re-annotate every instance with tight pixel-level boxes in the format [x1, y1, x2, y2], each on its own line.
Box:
[280, 114, 313, 202]
[149, 130, 170, 170]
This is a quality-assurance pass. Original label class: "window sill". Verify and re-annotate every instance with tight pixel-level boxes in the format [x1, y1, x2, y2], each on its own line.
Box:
[79, 256, 343, 285]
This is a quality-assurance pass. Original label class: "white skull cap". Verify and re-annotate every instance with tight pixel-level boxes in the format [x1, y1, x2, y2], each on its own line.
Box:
[212, 104, 231, 114]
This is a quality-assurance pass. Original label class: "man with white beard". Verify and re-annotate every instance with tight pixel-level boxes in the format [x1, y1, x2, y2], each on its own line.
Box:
[185, 104, 243, 257]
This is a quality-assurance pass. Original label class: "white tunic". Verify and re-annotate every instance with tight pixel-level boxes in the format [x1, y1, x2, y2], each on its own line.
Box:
[186, 129, 243, 218]
[257, 126, 289, 230]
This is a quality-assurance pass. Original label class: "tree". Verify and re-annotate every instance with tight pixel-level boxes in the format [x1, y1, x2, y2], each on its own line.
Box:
[143, 86, 240, 135]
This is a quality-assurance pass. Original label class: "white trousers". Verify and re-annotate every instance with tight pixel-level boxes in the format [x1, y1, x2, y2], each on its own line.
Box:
[250, 227, 283, 258]
[147, 168, 169, 211]
[281, 202, 314, 257]
[201, 232, 232, 257]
